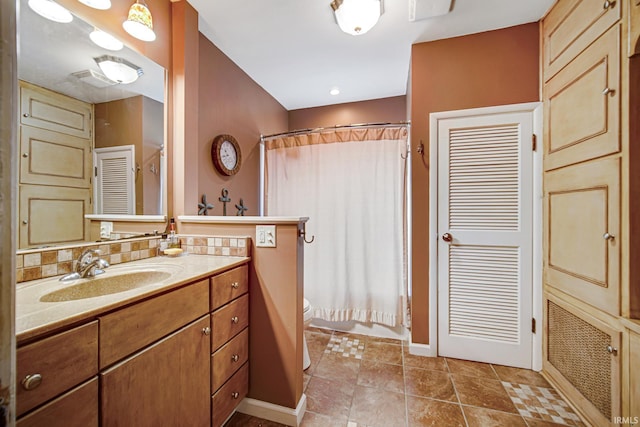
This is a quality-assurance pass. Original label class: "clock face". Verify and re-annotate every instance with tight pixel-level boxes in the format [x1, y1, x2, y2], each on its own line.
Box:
[220, 140, 237, 170]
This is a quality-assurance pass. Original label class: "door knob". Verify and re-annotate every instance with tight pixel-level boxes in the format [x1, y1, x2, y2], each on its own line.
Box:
[442, 233, 453, 243]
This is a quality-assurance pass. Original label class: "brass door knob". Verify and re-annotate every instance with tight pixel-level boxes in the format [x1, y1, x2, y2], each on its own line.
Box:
[442, 233, 453, 243]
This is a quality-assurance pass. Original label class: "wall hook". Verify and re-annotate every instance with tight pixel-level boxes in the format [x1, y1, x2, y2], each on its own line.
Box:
[298, 227, 315, 244]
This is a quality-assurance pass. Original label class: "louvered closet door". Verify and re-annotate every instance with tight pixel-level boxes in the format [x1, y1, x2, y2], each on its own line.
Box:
[94, 146, 136, 215]
[437, 111, 534, 368]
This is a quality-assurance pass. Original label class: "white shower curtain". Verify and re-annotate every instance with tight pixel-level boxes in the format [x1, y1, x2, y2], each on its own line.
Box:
[264, 126, 407, 327]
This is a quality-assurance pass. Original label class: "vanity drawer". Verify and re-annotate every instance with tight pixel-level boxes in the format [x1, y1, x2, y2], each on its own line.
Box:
[211, 264, 248, 310]
[212, 328, 249, 392]
[212, 294, 249, 351]
[17, 321, 98, 416]
[17, 377, 98, 427]
[211, 362, 249, 427]
[99, 279, 209, 368]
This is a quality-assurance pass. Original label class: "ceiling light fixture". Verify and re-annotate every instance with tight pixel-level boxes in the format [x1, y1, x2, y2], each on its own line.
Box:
[94, 55, 143, 84]
[28, 0, 73, 23]
[78, 0, 111, 10]
[330, 0, 383, 36]
[330, 87, 340, 96]
[123, 0, 156, 42]
[90, 28, 124, 51]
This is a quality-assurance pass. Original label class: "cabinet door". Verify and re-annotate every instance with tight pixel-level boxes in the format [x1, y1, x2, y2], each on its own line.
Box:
[630, 329, 640, 420]
[19, 184, 90, 249]
[20, 126, 91, 188]
[544, 157, 620, 315]
[17, 378, 98, 427]
[542, 0, 620, 80]
[544, 26, 620, 171]
[20, 81, 92, 139]
[101, 316, 211, 427]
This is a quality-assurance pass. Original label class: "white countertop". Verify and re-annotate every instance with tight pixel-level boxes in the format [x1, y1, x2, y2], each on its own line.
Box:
[16, 254, 249, 342]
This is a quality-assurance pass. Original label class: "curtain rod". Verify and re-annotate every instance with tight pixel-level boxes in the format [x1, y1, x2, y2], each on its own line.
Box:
[260, 121, 411, 142]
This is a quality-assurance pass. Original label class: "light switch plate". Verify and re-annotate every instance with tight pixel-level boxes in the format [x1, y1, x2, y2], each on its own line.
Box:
[100, 221, 113, 239]
[255, 225, 276, 247]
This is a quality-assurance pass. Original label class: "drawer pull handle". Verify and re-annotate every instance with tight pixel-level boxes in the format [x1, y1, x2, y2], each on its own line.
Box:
[603, 232, 615, 241]
[231, 316, 239, 324]
[202, 326, 211, 336]
[602, 87, 614, 96]
[606, 345, 618, 355]
[231, 282, 239, 289]
[603, 0, 615, 9]
[231, 354, 240, 362]
[231, 392, 240, 399]
[21, 374, 42, 391]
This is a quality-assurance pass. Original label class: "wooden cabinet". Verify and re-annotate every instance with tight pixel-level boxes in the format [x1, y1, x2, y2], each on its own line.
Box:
[210, 265, 249, 426]
[101, 316, 211, 427]
[16, 321, 98, 417]
[544, 157, 620, 315]
[542, 0, 620, 81]
[628, 328, 640, 420]
[543, 25, 621, 171]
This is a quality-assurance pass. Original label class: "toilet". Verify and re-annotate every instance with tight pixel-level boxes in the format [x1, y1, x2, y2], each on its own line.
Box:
[303, 298, 312, 370]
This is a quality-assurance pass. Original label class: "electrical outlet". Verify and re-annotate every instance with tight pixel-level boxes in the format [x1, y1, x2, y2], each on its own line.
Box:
[255, 225, 276, 247]
[100, 221, 113, 239]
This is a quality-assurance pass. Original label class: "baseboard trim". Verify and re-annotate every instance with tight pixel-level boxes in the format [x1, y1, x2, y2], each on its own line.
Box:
[237, 394, 307, 426]
[408, 341, 437, 357]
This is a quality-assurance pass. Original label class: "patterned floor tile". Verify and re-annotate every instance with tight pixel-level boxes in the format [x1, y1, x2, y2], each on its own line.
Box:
[325, 334, 366, 359]
[502, 382, 582, 426]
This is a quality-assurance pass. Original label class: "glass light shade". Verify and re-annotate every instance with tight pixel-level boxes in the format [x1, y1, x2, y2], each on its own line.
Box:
[331, 0, 382, 36]
[122, 2, 156, 42]
[78, 0, 111, 10]
[28, 0, 73, 23]
[90, 29, 123, 51]
[95, 55, 143, 84]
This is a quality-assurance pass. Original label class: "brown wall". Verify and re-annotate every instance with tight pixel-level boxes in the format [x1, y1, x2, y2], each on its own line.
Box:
[410, 23, 540, 344]
[197, 35, 288, 217]
[288, 96, 407, 130]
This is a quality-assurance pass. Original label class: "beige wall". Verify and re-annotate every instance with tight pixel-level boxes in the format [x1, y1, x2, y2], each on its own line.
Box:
[288, 96, 407, 130]
[409, 23, 540, 344]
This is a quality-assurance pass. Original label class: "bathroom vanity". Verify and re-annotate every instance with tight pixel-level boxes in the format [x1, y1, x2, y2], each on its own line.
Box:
[15, 255, 249, 427]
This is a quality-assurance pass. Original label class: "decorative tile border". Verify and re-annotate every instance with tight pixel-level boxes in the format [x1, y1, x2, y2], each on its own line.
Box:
[16, 234, 251, 283]
[503, 381, 584, 426]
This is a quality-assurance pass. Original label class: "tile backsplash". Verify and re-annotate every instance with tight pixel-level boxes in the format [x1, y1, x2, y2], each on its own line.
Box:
[16, 234, 251, 283]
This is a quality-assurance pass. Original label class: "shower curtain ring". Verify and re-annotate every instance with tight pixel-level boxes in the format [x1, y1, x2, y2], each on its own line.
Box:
[298, 228, 315, 244]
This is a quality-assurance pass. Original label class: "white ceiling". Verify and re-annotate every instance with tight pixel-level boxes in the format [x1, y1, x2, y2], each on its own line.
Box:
[189, 0, 555, 111]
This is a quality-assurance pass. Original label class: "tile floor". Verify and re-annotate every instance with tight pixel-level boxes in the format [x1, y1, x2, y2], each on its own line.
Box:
[225, 328, 584, 427]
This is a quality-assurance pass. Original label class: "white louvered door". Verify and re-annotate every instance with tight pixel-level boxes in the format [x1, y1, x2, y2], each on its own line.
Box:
[94, 146, 136, 215]
[437, 111, 533, 368]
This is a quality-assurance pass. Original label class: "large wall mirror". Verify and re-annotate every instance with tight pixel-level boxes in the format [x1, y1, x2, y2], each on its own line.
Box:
[17, 0, 166, 249]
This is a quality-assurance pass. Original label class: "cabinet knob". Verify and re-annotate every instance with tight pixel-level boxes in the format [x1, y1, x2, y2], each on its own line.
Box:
[603, 232, 615, 241]
[21, 374, 42, 391]
[231, 316, 239, 324]
[231, 354, 240, 362]
[231, 392, 240, 399]
[22, 153, 28, 158]
[202, 326, 211, 336]
[22, 220, 28, 225]
[231, 282, 239, 289]
[606, 345, 618, 355]
[603, 0, 615, 9]
[23, 113, 29, 118]
[602, 87, 614, 96]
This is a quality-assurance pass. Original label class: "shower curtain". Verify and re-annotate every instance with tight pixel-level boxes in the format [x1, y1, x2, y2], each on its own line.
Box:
[264, 126, 408, 327]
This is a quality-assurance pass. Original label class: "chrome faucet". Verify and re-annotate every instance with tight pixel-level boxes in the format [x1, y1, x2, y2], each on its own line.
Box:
[60, 248, 110, 281]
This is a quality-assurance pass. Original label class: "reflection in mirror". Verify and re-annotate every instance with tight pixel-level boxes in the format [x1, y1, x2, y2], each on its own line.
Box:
[17, 0, 166, 249]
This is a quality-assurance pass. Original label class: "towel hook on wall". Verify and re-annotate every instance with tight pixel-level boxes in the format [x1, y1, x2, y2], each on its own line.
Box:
[298, 226, 315, 244]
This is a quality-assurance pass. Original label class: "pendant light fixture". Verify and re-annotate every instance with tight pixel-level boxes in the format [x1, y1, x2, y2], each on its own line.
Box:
[123, 0, 156, 42]
[330, 0, 383, 36]
[28, 0, 73, 23]
[90, 28, 123, 51]
[94, 55, 143, 84]
[78, 0, 111, 10]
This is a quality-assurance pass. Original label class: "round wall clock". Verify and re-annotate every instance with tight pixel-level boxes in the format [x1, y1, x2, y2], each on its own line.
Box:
[211, 134, 242, 176]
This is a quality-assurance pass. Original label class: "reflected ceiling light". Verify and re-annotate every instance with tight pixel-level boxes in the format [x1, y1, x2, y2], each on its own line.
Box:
[28, 0, 73, 23]
[330, 0, 383, 36]
[78, 0, 111, 10]
[123, 0, 156, 42]
[330, 87, 340, 96]
[94, 55, 143, 84]
[90, 28, 124, 51]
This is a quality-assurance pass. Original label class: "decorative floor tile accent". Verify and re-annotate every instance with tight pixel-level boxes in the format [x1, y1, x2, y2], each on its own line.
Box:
[324, 335, 365, 359]
[503, 381, 583, 426]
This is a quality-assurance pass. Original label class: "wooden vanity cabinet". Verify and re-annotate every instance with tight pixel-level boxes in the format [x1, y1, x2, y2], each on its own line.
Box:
[210, 265, 250, 426]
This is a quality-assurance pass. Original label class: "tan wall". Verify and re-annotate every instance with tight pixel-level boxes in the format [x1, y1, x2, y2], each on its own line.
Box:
[288, 96, 407, 130]
[410, 23, 540, 344]
[197, 35, 288, 217]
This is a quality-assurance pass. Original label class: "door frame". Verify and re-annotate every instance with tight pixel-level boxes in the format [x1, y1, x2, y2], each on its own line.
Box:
[428, 102, 543, 370]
